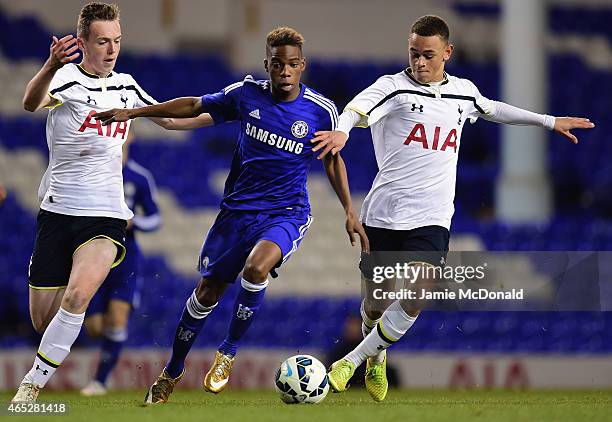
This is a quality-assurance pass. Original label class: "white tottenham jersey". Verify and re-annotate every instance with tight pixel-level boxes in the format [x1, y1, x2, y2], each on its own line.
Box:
[347, 69, 493, 231]
[38, 63, 156, 219]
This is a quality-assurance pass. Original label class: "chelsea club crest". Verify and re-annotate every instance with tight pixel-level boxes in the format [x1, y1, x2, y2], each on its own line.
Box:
[291, 120, 308, 138]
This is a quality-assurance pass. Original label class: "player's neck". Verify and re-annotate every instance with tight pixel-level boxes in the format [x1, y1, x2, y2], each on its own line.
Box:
[270, 84, 301, 102]
[79, 61, 111, 78]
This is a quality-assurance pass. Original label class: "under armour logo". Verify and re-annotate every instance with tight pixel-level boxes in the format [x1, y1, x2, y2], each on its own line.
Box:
[177, 327, 195, 342]
[440, 256, 446, 266]
[236, 304, 253, 320]
[457, 105, 463, 125]
[87, 96, 97, 105]
[35, 365, 49, 375]
[411, 103, 423, 112]
[376, 345, 385, 351]
[120, 95, 128, 108]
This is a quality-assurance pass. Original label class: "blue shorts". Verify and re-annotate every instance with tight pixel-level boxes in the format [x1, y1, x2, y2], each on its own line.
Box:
[198, 209, 312, 282]
[88, 238, 143, 315]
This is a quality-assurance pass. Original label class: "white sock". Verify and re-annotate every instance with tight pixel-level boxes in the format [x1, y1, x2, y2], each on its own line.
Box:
[22, 307, 84, 388]
[360, 300, 378, 336]
[345, 300, 416, 367]
[186, 289, 217, 319]
[360, 300, 385, 364]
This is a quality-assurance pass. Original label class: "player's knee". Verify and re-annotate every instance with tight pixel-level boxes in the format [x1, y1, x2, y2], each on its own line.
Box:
[399, 299, 421, 318]
[195, 278, 225, 306]
[242, 260, 269, 283]
[61, 289, 90, 313]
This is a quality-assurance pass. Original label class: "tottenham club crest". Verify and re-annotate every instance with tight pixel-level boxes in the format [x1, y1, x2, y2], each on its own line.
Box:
[291, 120, 308, 138]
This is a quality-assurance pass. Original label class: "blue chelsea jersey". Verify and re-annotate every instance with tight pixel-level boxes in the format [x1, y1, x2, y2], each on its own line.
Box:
[200, 76, 338, 212]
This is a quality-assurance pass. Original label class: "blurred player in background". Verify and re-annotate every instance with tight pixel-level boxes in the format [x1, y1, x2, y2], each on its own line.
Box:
[97, 26, 369, 404]
[80, 130, 161, 396]
[13, 2, 211, 403]
[0, 185, 7, 206]
[312, 15, 595, 402]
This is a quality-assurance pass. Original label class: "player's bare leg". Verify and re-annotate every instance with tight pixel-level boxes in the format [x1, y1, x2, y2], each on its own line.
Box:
[13, 239, 116, 402]
[82, 299, 131, 396]
[146, 277, 227, 404]
[29, 288, 66, 333]
[204, 240, 280, 394]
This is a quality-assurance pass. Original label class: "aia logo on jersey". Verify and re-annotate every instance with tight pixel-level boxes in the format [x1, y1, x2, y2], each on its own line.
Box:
[78, 110, 128, 139]
[404, 123, 458, 153]
[291, 120, 308, 138]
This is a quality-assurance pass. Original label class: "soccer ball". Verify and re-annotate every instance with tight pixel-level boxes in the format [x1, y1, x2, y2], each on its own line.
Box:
[274, 355, 329, 404]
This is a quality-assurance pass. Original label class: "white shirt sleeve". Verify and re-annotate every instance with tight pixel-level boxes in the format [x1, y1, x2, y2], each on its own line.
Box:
[47, 67, 72, 107]
[344, 75, 398, 128]
[465, 80, 493, 123]
[336, 109, 361, 137]
[483, 100, 556, 130]
[466, 80, 554, 129]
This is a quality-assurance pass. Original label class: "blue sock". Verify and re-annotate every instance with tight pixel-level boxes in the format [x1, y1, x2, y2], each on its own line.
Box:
[218, 278, 268, 357]
[166, 290, 217, 379]
[95, 328, 127, 385]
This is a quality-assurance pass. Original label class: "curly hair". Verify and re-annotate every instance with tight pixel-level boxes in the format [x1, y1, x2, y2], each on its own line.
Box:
[266, 27, 305, 55]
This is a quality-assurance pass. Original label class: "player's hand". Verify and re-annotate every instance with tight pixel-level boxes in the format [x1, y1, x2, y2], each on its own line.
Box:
[553, 117, 595, 144]
[346, 210, 370, 253]
[311, 130, 348, 160]
[95, 109, 133, 125]
[47, 35, 79, 70]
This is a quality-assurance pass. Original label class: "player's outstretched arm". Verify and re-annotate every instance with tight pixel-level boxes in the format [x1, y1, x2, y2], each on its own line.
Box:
[552, 117, 595, 144]
[23, 35, 79, 112]
[149, 113, 215, 131]
[96, 97, 204, 125]
[323, 153, 370, 252]
[483, 101, 595, 144]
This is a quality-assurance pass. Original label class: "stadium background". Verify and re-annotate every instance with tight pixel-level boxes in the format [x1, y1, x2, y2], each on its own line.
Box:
[0, 0, 611, 392]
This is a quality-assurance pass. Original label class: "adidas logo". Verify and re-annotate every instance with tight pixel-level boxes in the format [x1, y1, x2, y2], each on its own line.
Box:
[249, 109, 261, 119]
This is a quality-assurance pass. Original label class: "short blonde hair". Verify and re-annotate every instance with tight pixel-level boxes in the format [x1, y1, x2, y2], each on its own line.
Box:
[77, 2, 120, 40]
[266, 27, 305, 54]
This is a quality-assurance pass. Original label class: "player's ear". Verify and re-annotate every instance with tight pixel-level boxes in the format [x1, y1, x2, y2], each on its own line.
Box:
[444, 43, 454, 62]
[77, 37, 86, 56]
[301, 57, 306, 72]
[263, 59, 269, 73]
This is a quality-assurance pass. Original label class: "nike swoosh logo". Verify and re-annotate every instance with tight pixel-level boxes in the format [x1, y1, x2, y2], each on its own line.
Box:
[207, 377, 228, 390]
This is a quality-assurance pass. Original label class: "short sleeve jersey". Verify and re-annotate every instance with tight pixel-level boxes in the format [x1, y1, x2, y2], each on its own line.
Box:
[200, 76, 338, 212]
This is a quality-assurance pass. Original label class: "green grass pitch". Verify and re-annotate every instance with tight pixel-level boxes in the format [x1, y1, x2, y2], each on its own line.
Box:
[2, 389, 611, 422]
